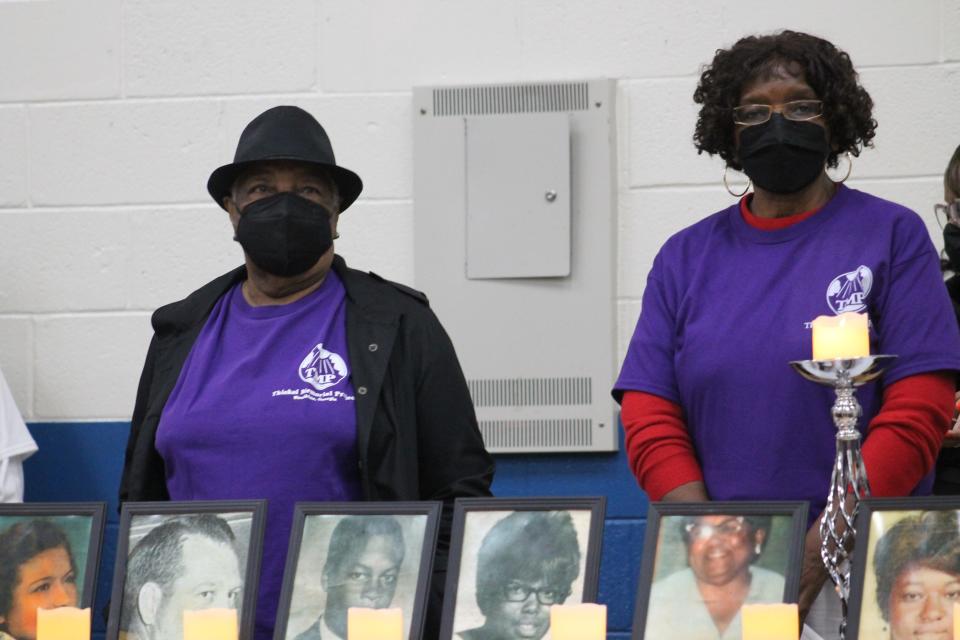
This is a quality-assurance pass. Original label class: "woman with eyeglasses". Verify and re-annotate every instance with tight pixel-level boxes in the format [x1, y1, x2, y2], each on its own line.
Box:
[614, 30, 960, 639]
[645, 516, 782, 640]
[457, 511, 581, 640]
[933, 145, 960, 495]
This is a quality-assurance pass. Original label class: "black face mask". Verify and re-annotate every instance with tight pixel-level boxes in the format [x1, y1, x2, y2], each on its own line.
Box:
[235, 192, 334, 277]
[738, 114, 831, 194]
[944, 225, 960, 270]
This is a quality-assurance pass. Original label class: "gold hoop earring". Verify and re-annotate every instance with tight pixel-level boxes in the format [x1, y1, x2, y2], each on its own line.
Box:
[829, 152, 853, 184]
[723, 166, 751, 197]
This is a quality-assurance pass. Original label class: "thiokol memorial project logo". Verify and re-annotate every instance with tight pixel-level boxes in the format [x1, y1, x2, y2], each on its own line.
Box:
[271, 343, 353, 403]
[826, 265, 873, 314]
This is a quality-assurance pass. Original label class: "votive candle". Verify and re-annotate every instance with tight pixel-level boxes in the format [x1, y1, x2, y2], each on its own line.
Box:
[741, 603, 798, 640]
[182, 608, 238, 640]
[36, 607, 90, 640]
[347, 607, 403, 640]
[811, 312, 869, 360]
[550, 603, 606, 640]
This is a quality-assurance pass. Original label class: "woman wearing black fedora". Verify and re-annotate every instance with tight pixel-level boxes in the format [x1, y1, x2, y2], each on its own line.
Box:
[119, 105, 494, 640]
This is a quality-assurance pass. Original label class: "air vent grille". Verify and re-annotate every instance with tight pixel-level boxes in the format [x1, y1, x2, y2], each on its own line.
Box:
[432, 82, 589, 116]
[468, 377, 592, 407]
[479, 419, 593, 449]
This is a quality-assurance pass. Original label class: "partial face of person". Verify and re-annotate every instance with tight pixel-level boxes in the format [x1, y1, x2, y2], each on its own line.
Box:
[0, 546, 77, 640]
[735, 64, 827, 142]
[225, 160, 339, 233]
[888, 565, 960, 640]
[324, 534, 403, 636]
[484, 577, 557, 640]
[150, 535, 242, 640]
[686, 516, 763, 587]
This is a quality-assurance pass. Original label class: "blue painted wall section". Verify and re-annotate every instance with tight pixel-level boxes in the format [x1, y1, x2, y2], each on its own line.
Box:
[23, 421, 649, 639]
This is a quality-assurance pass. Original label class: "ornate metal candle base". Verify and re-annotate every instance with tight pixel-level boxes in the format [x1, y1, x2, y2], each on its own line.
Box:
[790, 355, 895, 640]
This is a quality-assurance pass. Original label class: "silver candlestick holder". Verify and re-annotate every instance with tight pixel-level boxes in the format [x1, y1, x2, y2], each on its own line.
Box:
[790, 354, 895, 640]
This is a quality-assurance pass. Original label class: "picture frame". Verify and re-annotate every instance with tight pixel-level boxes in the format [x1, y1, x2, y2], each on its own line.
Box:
[106, 500, 267, 640]
[273, 501, 442, 640]
[632, 501, 808, 640]
[0, 502, 106, 639]
[439, 497, 606, 640]
[847, 496, 960, 639]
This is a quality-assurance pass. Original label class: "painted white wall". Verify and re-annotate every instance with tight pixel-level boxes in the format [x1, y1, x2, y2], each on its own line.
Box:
[0, 0, 957, 420]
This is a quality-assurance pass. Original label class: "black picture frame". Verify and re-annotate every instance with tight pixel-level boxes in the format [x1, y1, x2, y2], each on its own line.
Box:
[439, 496, 606, 640]
[273, 501, 441, 640]
[632, 501, 808, 640]
[106, 500, 267, 640]
[847, 496, 960, 639]
[0, 501, 106, 629]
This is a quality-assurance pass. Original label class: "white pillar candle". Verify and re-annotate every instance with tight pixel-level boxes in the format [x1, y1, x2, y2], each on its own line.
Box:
[741, 603, 798, 640]
[36, 607, 90, 640]
[347, 607, 403, 640]
[550, 603, 606, 640]
[182, 608, 238, 640]
[811, 312, 869, 360]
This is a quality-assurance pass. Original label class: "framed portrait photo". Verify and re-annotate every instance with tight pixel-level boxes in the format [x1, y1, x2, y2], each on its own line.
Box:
[273, 502, 441, 640]
[847, 497, 960, 640]
[633, 501, 808, 640]
[439, 497, 606, 640]
[0, 502, 105, 640]
[107, 500, 266, 640]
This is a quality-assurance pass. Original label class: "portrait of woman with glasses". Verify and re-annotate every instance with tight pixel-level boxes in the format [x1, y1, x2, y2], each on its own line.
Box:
[614, 30, 960, 639]
[455, 511, 582, 640]
[644, 515, 785, 640]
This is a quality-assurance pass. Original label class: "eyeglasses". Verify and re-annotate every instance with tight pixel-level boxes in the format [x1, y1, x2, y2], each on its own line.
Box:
[935, 200, 960, 228]
[502, 581, 567, 605]
[684, 516, 747, 541]
[733, 100, 824, 126]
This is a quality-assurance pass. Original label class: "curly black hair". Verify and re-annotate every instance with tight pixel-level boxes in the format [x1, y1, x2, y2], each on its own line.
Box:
[693, 30, 877, 170]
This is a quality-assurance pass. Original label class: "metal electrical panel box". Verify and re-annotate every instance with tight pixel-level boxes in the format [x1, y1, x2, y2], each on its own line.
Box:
[466, 114, 571, 279]
[413, 79, 617, 453]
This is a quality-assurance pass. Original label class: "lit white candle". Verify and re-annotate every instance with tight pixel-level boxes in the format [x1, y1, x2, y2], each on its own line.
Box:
[182, 608, 238, 640]
[347, 607, 403, 640]
[953, 601, 960, 639]
[36, 607, 90, 640]
[811, 312, 869, 360]
[550, 603, 606, 640]
[741, 603, 798, 640]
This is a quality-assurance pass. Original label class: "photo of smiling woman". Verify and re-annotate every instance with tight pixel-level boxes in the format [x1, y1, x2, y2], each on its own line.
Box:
[0, 520, 81, 640]
[854, 510, 960, 639]
[643, 514, 794, 640]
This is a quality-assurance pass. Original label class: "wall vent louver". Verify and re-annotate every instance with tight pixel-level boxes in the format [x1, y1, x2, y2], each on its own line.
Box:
[432, 82, 590, 116]
[479, 419, 594, 450]
[467, 377, 592, 407]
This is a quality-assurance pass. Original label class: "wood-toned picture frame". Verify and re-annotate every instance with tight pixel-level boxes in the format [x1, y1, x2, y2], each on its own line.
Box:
[0, 502, 106, 640]
[273, 501, 442, 640]
[632, 501, 807, 640]
[439, 497, 606, 640]
[106, 500, 267, 640]
[847, 496, 960, 639]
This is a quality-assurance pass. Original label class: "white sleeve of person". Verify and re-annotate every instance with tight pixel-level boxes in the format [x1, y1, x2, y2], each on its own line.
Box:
[0, 367, 37, 503]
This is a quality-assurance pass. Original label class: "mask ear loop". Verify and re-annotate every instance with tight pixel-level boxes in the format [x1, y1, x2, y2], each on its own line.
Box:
[723, 165, 751, 197]
[829, 152, 853, 184]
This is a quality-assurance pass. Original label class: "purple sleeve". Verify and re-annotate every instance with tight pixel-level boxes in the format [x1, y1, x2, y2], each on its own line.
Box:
[875, 211, 960, 384]
[613, 252, 682, 404]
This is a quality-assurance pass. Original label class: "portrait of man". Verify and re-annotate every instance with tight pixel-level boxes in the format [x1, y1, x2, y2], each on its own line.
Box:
[291, 515, 408, 640]
[642, 513, 793, 640]
[119, 513, 245, 640]
[452, 510, 586, 640]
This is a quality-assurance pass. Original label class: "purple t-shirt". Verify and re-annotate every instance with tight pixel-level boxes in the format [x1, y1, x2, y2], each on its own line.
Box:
[615, 186, 960, 518]
[156, 270, 361, 640]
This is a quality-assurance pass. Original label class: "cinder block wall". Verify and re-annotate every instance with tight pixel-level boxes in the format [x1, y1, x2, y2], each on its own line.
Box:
[2, 1, 958, 636]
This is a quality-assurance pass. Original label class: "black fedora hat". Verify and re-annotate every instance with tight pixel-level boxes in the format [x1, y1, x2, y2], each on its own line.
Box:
[207, 105, 363, 212]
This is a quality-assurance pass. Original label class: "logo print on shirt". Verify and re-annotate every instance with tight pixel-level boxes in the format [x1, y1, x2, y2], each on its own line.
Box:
[826, 265, 873, 314]
[299, 343, 348, 391]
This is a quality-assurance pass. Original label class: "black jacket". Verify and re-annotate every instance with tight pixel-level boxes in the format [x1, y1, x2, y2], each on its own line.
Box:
[119, 255, 494, 634]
